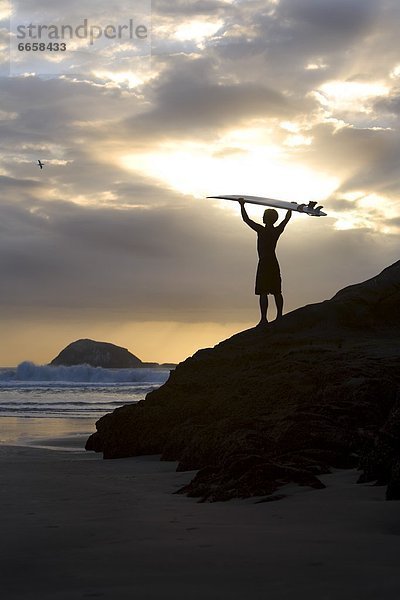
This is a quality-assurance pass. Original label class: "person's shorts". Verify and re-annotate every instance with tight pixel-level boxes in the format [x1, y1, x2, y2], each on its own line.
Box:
[255, 259, 281, 295]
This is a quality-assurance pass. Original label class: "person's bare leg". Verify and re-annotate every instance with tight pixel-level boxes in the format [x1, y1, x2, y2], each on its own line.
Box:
[274, 293, 283, 320]
[259, 294, 268, 324]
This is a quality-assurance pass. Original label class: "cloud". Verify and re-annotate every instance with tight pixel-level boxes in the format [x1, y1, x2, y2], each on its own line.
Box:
[301, 122, 400, 197]
[122, 78, 294, 141]
[280, 0, 378, 38]
[374, 91, 400, 118]
[153, 0, 233, 17]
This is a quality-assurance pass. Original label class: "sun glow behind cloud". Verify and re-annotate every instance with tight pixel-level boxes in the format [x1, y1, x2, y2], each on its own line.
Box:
[92, 70, 146, 89]
[331, 192, 399, 232]
[0, 0, 10, 20]
[174, 19, 223, 42]
[120, 135, 339, 205]
[315, 80, 390, 114]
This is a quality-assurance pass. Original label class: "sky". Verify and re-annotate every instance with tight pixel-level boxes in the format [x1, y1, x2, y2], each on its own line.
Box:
[0, 0, 399, 365]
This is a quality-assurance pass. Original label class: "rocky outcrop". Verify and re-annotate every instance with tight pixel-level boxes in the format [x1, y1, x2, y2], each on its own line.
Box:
[50, 339, 143, 368]
[86, 261, 400, 501]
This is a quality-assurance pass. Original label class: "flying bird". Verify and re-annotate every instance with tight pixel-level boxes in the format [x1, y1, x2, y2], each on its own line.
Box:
[37, 160, 44, 169]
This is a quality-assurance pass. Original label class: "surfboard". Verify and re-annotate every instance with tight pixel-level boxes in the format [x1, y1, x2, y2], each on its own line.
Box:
[207, 195, 327, 217]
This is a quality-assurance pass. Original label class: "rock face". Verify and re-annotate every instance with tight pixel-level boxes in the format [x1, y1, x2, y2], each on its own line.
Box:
[50, 339, 143, 368]
[86, 261, 400, 501]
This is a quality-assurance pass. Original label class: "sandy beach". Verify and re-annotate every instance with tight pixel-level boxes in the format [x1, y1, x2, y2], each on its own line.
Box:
[1, 442, 400, 600]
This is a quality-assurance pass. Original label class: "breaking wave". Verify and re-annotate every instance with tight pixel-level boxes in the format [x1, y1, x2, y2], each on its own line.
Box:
[0, 361, 171, 384]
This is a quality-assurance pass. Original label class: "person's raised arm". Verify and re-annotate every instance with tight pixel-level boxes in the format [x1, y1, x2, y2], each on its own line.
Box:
[276, 209, 292, 234]
[239, 198, 261, 232]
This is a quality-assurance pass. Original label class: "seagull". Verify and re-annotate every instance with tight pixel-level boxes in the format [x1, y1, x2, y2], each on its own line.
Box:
[37, 160, 44, 169]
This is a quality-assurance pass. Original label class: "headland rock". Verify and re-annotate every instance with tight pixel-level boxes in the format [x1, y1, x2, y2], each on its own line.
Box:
[86, 262, 400, 501]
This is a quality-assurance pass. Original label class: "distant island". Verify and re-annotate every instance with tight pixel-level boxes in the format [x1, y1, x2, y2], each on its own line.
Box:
[50, 339, 176, 369]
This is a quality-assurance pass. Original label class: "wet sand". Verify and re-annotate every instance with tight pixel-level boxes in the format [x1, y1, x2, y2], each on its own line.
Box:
[1, 443, 400, 599]
[0, 416, 95, 451]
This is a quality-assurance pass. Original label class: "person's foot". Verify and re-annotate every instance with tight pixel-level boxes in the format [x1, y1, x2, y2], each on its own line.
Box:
[257, 318, 268, 327]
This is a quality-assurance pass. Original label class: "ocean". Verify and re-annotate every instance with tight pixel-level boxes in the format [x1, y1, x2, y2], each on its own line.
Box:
[0, 362, 171, 450]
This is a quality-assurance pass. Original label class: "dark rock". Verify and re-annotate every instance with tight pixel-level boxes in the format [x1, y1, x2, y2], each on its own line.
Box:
[177, 458, 326, 502]
[50, 339, 143, 368]
[358, 394, 400, 498]
[85, 261, 400, 500]
[387, 459, 400, 500]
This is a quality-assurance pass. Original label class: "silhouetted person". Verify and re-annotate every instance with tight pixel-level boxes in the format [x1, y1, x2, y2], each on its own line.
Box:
[239, 198, 291, 324]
